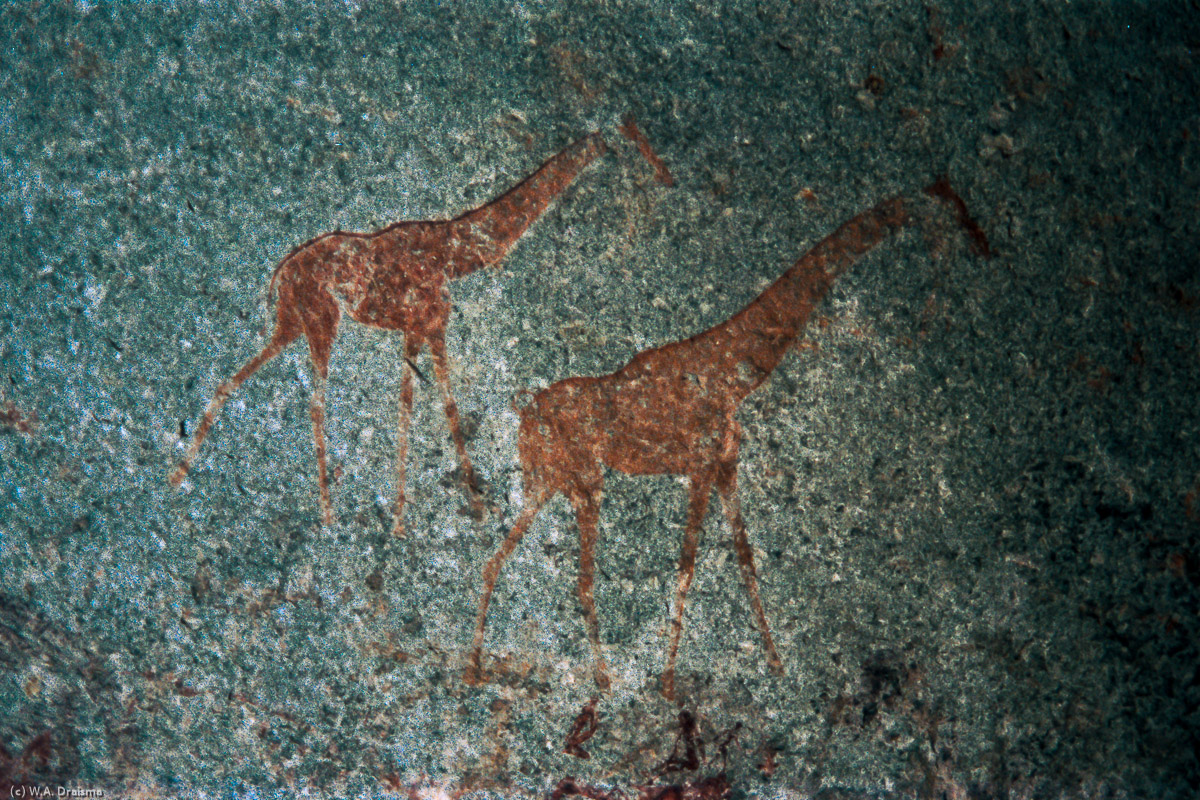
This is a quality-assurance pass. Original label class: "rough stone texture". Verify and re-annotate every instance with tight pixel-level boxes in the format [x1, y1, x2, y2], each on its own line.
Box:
[1, 1, 1197, 797]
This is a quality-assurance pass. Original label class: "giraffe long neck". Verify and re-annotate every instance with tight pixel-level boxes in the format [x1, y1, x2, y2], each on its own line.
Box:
[443, 132, 608, 279]
[692, 194, 911, 402]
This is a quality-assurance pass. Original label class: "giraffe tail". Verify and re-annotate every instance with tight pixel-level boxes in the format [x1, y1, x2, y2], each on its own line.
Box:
[268, 231, 327, 301]
[257, 256, 294, 337]
[268, 254, 291, 302]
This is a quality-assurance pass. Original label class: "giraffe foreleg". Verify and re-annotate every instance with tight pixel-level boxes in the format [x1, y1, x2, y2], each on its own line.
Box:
[465, 489, 551, 685]
[169, 321, 300, 487]
[568, 478, 611, 692]
[390, 338, 421, 537]
[662, 471, 715, 701]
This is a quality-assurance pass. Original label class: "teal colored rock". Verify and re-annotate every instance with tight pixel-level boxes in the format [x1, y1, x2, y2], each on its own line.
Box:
[1, 1, 1197, 797]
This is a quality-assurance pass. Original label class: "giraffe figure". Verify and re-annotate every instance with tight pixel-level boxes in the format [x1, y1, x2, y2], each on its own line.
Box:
[169, 133, 608, 533]
[466, 178, 990, 698]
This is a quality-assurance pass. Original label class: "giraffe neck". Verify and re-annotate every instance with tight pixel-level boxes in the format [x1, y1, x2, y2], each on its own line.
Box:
[692, 195, 911, 403]
[443, 133, 607, 280]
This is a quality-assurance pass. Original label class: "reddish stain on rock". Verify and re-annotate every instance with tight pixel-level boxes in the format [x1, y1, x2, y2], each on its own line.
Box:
[0, 398, 37, 435]
[1185, 482, 1200, 523]
[0, 731, 53, 797]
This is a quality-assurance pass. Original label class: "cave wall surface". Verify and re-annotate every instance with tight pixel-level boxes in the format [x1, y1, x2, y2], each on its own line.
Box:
[1, 1, 1198, 797]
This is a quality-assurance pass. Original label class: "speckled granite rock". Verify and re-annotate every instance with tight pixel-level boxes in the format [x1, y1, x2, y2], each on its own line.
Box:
[1, 1, 1198, 797]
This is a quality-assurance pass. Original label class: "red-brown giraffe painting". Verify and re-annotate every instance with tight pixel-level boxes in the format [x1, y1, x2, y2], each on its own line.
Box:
[170, 133, 608, 533]
[466, 178, 991, 699]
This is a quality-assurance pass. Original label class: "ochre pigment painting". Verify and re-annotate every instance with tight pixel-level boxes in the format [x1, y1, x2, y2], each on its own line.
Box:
[2, 2, 1198, 798]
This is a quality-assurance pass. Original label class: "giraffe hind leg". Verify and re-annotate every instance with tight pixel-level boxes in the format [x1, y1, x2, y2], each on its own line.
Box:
[169, 319, 301, 487]
[301, 295, 341, 527]
[428, 335, 488, 519]
[716, 462, 783, 675]
[308, 367, 334, 527]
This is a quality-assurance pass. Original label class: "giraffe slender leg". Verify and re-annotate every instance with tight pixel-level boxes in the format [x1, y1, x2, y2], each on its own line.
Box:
[308, 368, 334, 528]
[465, 489, 551, 685]
[302, 298, 340, 528]
[390, 338, 422, 537]
[662, 471, 715, 701]
[428, 334, 487, 519]
[169, 320, 301, 487]
[568, 477, 611, 692]
[716, 457, 784, 675]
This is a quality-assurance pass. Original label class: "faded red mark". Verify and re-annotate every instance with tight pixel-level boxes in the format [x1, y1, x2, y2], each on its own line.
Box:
[0, 731, 52, 797]
[378, 773, 406, 794]
[1005, 65, 1053, 102]
[467, 180, 991, 698]
[137, 668, 205, 699]
[927, 5, 948, 61]
[551, 46, 604, 102]
[619, 114, 674, 187]
[1087, 365, 1115, 393]
[1186, 481, 1200, 523]
[0, 398, 37, 435]
[1164, 283, 1198, 312]
[169, 134, 608, 533]
[553, 775, 730, 800]
[551, 778, 624, 800]
[564, 695, 601, 759]
[69, 40, 102, 81]
[757, 744, 777, 778]
[1129, 340, 1145, 368]
[229, 691, 316, 735]
[554, 711, 738, 800]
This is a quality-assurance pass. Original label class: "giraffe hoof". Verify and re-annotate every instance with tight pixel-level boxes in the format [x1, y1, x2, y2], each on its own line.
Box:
[463, 659, 486, 686]
[389, 510, 406, 537]
[462, 494, 491, 523]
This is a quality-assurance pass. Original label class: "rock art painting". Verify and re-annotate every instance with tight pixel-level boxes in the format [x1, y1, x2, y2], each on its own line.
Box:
[4, 2, 1198, 797]
[169, 134, 608, 533]
[466, 180, 991, 700]
[553, 710, 739, 800]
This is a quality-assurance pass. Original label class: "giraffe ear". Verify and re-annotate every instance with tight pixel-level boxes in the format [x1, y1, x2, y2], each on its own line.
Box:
[617, 113, 674, 187]
[922, 176, 993, 258]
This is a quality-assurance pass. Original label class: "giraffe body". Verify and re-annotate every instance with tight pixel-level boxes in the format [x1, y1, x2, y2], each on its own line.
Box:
[170, 133, 608, 532]
[467, 184, 989, 698]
